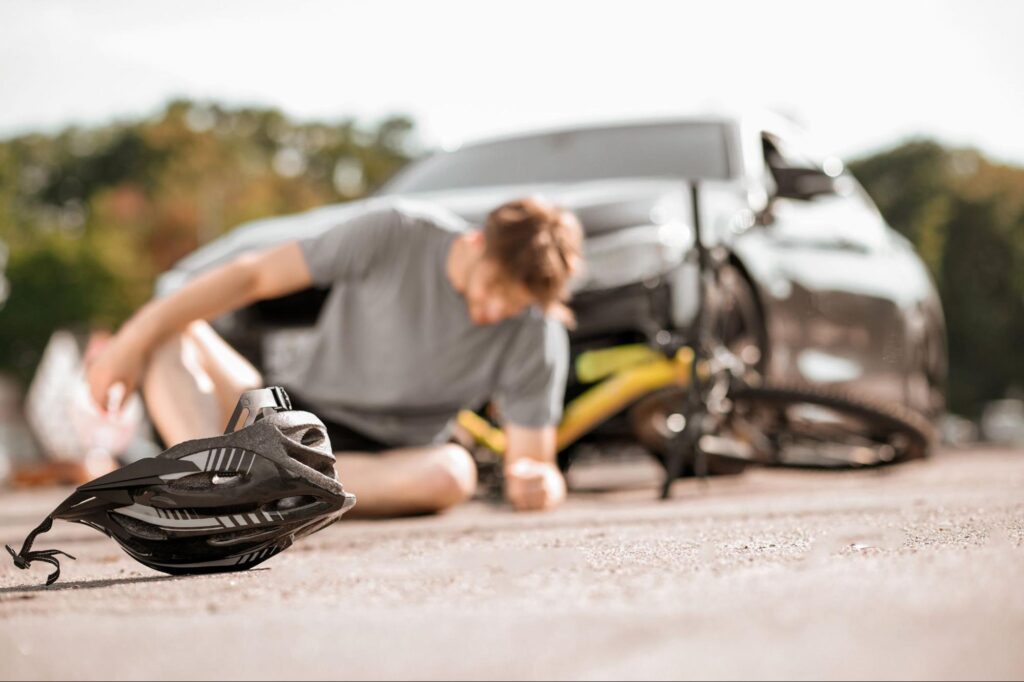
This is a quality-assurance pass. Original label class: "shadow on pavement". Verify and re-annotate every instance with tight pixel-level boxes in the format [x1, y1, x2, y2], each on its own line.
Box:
[1, 568, 270, 594]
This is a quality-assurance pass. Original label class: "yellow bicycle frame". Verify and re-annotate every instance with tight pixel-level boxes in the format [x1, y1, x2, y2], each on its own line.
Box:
[456, 345, 697, 455]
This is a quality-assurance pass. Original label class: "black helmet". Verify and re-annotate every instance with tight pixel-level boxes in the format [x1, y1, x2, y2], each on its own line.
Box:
[6, 387, 356, 585]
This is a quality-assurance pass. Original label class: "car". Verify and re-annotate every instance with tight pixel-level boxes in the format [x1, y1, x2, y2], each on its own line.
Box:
[158, 111, 947, 466]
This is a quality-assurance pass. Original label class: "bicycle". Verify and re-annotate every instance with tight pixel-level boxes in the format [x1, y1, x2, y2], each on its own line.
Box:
[456, 182, 935, 498]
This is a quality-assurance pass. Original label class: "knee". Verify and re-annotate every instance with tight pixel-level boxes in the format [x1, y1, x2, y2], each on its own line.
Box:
[143, 332, 211, 393]
[145, 333, 188, 384]
[185, 320, 262, 390]
[423, 444, 477, 511]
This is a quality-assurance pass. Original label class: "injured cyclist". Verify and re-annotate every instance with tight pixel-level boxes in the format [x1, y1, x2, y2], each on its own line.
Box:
[86, 197, 584, 515]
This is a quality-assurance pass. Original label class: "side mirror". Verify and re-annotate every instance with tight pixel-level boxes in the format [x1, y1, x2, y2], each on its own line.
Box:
[772, 166, 839, 201]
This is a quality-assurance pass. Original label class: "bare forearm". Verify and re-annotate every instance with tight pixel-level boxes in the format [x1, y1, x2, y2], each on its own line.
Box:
[504, 424, 558, 467]
[503, 425, 565, 511]
[116, 241, 311, 359]
[118, 256, 261, 357]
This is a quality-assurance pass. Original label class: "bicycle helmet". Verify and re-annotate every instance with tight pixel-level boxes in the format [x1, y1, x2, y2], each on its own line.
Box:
[6, 387, 356, 585]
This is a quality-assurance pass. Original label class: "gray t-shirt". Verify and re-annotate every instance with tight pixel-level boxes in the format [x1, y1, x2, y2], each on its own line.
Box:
[285, 199, 568, 447]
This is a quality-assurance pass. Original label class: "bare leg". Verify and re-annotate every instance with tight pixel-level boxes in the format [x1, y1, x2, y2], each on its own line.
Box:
[185, 320, 264, 419]
[143, 321, 474, 517]
[142, 321, 263, 446]
[336, 443, 478, 518]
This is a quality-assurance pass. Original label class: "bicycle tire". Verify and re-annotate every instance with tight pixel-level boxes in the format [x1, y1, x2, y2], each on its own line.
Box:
[728, 381, 935, 467]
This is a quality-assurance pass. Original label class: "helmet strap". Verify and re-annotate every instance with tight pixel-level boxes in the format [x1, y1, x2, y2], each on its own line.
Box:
[5, 516, 76, 587]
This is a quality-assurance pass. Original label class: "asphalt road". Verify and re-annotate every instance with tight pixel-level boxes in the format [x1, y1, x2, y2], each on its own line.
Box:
[1, 447, 1022, 681]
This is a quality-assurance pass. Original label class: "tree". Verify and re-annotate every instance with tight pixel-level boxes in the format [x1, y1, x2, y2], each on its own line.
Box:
[851, 140, 1024, 416]
[0, 100, 420, 386]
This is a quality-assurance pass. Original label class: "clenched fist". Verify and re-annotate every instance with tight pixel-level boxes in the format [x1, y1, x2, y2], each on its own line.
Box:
[504, 458, 566, 512]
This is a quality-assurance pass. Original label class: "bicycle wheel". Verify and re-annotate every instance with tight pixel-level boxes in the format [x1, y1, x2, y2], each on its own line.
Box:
[726, 382, 935, 467]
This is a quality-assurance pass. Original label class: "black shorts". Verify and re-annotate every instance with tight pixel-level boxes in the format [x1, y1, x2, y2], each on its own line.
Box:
[286, 391, 393, 454]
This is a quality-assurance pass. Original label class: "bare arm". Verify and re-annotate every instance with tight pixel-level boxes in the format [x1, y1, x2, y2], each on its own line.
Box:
[120, 242, 311, 350]
[505, 424, 557, 468]
[87, 241, 312, 408]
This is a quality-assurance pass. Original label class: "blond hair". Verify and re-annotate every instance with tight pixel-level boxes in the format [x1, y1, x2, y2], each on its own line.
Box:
[483, 197, 583, 325]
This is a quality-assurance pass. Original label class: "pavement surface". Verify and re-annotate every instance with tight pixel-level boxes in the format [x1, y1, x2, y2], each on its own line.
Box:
[1, 446, 1022, 681]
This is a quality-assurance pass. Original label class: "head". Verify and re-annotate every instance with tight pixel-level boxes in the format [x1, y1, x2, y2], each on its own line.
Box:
[459, 197, 583, 326]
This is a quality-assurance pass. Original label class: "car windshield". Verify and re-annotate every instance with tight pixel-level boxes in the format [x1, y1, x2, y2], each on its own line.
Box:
[380, 120, 732, 194]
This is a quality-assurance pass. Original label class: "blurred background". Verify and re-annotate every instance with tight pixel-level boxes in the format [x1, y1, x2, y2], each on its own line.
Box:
[1, 0, 1023, 474]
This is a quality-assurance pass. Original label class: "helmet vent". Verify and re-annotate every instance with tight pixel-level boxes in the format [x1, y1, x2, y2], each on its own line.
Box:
[300, 427, 327, 448]
[109, 512, 170, 541]
[206, 528, 280, 546]
[268, 495, 318, 513]
[167, 471, 243, 492]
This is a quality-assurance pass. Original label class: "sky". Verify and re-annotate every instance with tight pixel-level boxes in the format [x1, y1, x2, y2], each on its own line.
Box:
[1, 0, 1023, 164]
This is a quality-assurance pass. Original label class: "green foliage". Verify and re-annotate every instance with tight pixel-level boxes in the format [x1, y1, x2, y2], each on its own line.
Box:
[0, 99, 418, 386]
[851, 141, 1024, 416]
[0, 234, 134, 385]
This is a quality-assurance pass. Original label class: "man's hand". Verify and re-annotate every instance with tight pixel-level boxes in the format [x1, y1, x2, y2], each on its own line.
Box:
[503, 423, 565, 511]
[505, 458, 566, 511]
[86, 334, 146, 414]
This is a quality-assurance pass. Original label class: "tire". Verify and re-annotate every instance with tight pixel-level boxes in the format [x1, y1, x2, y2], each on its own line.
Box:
[727, 382, 935, 467]
[708, 261, 768, 373]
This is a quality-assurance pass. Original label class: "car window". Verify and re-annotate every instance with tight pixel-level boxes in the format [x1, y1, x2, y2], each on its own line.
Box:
[380, 121, 732, 194]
